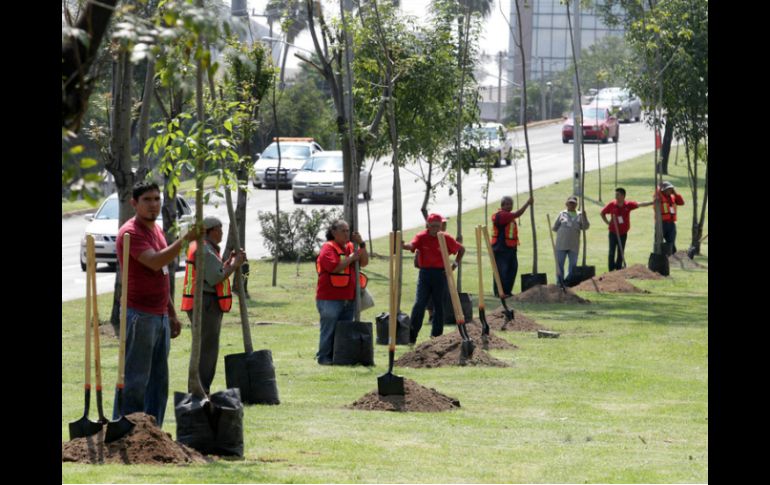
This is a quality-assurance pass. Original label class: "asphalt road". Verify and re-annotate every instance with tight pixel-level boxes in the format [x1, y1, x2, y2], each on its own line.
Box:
[62, 119, 657, 302]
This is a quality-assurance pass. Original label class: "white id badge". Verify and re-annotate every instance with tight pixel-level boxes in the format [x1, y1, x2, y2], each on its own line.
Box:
[162, 265, 169, 275]
[617, 216, 624, 224]
[669, 206, 676, 214]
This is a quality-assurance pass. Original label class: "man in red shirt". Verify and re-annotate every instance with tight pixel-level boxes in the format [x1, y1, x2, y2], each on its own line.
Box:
[315, 220, 368, 365]
[600, 187, 653, 271]
[402, 213, 465, 343]
[114, 181, 198, 427]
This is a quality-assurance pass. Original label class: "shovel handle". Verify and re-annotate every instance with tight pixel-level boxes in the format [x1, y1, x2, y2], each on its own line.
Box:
[474, 226, 485, 310]
[388, 232, 396, 351]
[437, 232, 464, 325]
[83, 236, 94, 388]
[117, 233, 130, 388]
[88, 238, 103, 393]
[481, 226, 506, 298]
[546, 214, 563, 281]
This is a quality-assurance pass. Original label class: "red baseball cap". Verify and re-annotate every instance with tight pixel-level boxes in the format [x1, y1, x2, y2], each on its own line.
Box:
[427, 213, 445, 224]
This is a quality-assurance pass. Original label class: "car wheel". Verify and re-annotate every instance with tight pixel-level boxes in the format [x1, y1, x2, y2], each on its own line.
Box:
[363, 178, 372, 201]
[613, 129, 619, 143]
[108, 262, 117, 271]
[562, 137, 569, 144]
[635, 115, 641, 122]
[602, 131, 609, 144]
[293, 195, 302, 204]
[493, 157, 501, 168]
[80, 260, 87, 272]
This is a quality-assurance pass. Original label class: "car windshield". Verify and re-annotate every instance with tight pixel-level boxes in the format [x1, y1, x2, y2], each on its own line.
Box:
[261, 144, 311, 159]
[596, 92, 628, 103]
[303, 155, 342, 172]
[95, 198, 119, 219]
[477, 127, 500, 139]
[583, 108, 607, 120]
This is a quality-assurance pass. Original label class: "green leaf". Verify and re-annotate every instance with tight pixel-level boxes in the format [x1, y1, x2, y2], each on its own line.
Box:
[224, 119, 233, 132]
[79, 158, 98, 169]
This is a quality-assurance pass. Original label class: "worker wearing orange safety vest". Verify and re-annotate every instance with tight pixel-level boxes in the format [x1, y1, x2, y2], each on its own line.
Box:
[491, 195, 533, 296]
[655, 181, 685, 255]
[181, 216, 246, 393]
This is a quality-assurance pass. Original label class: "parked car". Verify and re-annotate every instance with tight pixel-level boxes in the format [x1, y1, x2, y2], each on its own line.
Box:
[462, 122, 514, 168]
[79, 192, 194, 271]
[252, 137, 324, 189]
[561, 106, 619, 144]
[594, 87, 642, 123]
[291, 151, 372, 204]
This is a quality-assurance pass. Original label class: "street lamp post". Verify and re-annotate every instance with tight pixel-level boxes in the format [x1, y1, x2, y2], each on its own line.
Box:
[546, 81, 553, 119]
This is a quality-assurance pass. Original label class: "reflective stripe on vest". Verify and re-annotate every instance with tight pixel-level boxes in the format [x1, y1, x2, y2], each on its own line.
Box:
[491, 212, 519, 247]
[316, 241, 368, 289]
[660, 194, 676, 222]
[180, 241, 233, 312]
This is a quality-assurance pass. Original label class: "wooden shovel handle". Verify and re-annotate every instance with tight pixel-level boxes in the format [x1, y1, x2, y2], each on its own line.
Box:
[84, 236, 94, 388]
[117, 233, 130, 388]
[546, 214, 563, 280]
[475, 226, 485, 310]
[437, 232, 464, 324]
[481, 226, 506, 298]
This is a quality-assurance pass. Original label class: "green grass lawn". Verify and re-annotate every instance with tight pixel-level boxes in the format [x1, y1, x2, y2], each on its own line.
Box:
[61, 151, 708, 483]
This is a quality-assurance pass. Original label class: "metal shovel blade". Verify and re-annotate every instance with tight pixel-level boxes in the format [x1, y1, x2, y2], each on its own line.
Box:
[68, 388, 103, 440]
[461, 338, 475, 361]
[104, 415, 134, 443]
[377, 371, 405, 396]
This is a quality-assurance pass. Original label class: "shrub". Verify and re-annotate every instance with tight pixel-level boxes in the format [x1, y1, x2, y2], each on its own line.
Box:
[258, 207, 343, 261]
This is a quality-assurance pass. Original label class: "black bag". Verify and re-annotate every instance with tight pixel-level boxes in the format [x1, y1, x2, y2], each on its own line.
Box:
[521, 273, 548, 292]
[442, 292, 474, 325]
[224, 350, 280, 405]
[174, 388, 244, 457]
[375, 312, 411, 345]
[566, 266, 595, 287]
[648, 252, 670, 276]
[332, 320, 375, 366]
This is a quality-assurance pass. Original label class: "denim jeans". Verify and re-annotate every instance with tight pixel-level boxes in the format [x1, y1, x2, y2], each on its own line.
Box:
[608, 232, 628, 271]
[185, 292, 223, 394]
[662, 221, 677, 255]
[316, 299, 354, 364]
[556, 249, 578, 286]
[409, 268, 447, 342]
[113, 307, 170, 427]
[493, 248, 518, 296]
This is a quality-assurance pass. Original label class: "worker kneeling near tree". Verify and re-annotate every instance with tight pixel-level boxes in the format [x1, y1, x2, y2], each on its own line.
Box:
[181, 216, 247, 394]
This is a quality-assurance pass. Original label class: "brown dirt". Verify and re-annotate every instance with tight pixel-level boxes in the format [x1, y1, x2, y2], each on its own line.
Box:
[394, 331, 511, 369]
[669, 251, 707, 269]
[62, 413, 209, 465]
[347, 378, 461, 412]
[485, 308, 545, 332]
[99, 322, 116, 338]
[573, 264, 666, 293]
[512, 284, 591, 304]
[614, 264, 666, 280]
[462, 320, 518, 349]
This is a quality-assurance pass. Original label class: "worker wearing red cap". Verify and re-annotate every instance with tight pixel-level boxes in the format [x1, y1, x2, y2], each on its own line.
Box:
[402, 213, 464, 343]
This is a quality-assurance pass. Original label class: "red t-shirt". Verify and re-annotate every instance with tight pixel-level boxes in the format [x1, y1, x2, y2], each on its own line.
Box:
[316, 241, 358, 301]
[600, 200, 639, 235]
[409, 230, 461, 269]
[116, 217, 170, 315]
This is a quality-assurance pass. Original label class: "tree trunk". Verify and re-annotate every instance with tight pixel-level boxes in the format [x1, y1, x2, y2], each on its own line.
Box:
[660, 121, 674, 175]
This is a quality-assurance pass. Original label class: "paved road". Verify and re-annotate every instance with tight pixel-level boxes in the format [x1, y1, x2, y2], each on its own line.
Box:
[62, 120, 656, 301]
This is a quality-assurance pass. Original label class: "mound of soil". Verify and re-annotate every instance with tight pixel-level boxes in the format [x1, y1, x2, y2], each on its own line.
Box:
[512, 285, 590, 304]
[669, 251, 707, 269]
[347, 378, 461, 412]
[573, 273, 648, 294]
[462, 321, 518, 350]
[62, 413, 209, 465]
[485, 308, 545, 332]
[395, 331, 510, 368]
[615, 264, 665, 280]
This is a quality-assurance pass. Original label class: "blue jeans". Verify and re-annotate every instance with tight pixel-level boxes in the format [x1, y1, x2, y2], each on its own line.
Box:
[113, 308, 170, 427]
[662, 221, 677, 255]
[316, 299, 354, 364]
[556, 249, 578, 286]
[608, 232, 628, 271]
[493, 248, 518, 296]
[409, 268, 447, 342]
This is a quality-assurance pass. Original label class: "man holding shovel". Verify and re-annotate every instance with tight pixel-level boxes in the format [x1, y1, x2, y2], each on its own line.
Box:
[315, 220, 368, 365]
[115, 181, 198, 427]
[491, 195, 533, 296]
[180, 216, 246, 394]
[600, 188, 654, 271]
[402, 213, 464, 343]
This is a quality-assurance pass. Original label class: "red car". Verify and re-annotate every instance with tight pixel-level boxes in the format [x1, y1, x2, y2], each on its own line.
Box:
[562, 106, 619, 143]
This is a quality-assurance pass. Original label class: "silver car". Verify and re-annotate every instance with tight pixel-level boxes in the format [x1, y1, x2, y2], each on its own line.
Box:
[594, 88, 642, 123]
[252, 138, 324, 188]
[79, 192, 194, 271]
[291, 151, 372, 204]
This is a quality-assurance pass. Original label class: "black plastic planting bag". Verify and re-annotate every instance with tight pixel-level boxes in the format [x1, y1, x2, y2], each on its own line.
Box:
[174, 388, 244, 457]
[375, 312, 411, 345]
[442, 292, 473, 325]
[332, 320, 374, 366]
[224, 350, 280, 405]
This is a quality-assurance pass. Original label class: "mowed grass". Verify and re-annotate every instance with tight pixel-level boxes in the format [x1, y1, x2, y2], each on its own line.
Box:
[61, 150, 708, 483]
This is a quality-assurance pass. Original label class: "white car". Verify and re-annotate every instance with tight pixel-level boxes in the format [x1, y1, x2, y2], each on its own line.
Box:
[462, 122, 514, 168]
[291, 151, 372, 204]
[79, 192, 194, 271]
[594, 87, 642, 123]
[252, 138, 324, 189]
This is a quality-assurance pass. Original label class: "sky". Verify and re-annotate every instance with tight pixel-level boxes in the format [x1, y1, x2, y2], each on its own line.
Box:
[240, 0, 513, 86]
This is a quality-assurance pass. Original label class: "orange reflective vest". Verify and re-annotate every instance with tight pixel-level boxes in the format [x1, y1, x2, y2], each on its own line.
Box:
[180, 241, 233, 312]
[316, 241, 368, 289]
[659, 192, 679, 223]
[491, 211, 519, 248]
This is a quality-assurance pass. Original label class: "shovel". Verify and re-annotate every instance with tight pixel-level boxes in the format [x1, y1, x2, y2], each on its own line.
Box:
[481, 226, 514, 330]
[105, 233, 136, 443]
[68, 236, 104, 440]
[546, 214, 567, 293]
[438, 232, 474, 363]
[474, 226, 490, 349]
[89, 238, 109, 425]
[687, 233, 708, 259]
[378, 231, 405, 396]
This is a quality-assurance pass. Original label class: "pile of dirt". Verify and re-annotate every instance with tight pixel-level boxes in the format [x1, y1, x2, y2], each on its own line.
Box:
[615, 264, 666, 280]
[62, 413, 209, 465]
[347, 378, 461, 412]
[461, 321, 518, 350]
[573, 273, 647, 294]
[669, 251, 707, 269]
[485, 308, 545, 332]
[512, 285, 590, 304]
[395, 332, 510, 368]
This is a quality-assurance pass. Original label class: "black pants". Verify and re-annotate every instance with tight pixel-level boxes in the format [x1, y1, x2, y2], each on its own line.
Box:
[608, 232, 628, 271]
[493, 248, 518, 296]
[409, 268, 448, 342]
[186, 292, 223, 394]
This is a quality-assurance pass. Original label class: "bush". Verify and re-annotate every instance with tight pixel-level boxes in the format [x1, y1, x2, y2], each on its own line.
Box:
[258, 207, 343, 261]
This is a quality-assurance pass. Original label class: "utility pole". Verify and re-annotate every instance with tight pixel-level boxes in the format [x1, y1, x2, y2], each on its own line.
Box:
[571, 0, 582, 197]
[497, 51, 503, 122]
[540, 57, 546, 121]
